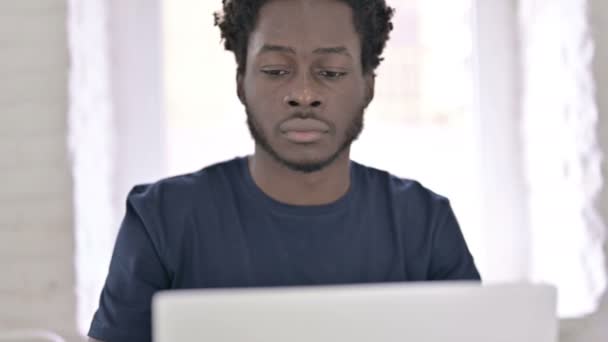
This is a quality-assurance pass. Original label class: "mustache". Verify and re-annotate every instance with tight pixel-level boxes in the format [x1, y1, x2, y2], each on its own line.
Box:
[282, 111, 333, 128]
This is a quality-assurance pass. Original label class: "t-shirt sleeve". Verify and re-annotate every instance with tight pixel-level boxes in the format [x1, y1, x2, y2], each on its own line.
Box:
[428, 200, 481, 281]
[88, 187, 171, 342]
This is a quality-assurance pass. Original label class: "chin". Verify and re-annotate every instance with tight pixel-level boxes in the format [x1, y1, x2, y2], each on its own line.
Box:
[274, 149, 346, 174]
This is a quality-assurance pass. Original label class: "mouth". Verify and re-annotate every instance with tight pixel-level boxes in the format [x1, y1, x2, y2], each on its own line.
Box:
[279, 118, 330, 144]
[282, 130, 326, 144]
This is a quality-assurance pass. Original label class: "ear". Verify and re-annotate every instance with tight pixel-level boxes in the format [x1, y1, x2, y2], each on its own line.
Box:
[364, 72, 375, 107]
[236, 72, 246, 105]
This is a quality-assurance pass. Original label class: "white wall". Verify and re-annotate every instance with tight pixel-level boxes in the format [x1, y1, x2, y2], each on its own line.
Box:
[560, 0, 608, 341]
[0, 0, 79, 341]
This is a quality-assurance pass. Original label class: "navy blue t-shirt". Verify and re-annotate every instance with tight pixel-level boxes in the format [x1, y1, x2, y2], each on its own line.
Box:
[89, 157, 480, 342]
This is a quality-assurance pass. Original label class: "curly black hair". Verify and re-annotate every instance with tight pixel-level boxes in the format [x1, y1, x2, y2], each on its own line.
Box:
[214, 0, 394, 75]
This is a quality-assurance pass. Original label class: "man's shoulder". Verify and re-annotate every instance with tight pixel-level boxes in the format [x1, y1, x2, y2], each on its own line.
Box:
[353, 161, 450, 207]
[127, 157, 243, 213]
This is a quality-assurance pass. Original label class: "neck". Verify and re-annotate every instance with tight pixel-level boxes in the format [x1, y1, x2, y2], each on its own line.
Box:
[248, 147, 351, 206]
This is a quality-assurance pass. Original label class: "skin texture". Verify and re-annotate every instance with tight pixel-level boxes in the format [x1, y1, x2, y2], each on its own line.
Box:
[240, 0, 375, 206]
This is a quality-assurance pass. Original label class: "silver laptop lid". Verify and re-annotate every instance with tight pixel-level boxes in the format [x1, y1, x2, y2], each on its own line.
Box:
[153, 282, 557, 342]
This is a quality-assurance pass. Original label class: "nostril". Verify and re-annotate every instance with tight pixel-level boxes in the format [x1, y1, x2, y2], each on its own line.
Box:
[288, 100, 299, 107]
[311, 101, 322, 107]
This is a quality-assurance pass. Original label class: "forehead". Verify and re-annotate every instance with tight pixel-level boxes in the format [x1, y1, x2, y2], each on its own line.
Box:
[249, 0, 360, 54]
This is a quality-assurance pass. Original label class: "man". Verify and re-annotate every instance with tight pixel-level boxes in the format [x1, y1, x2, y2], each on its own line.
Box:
[88, 0, 480, 341]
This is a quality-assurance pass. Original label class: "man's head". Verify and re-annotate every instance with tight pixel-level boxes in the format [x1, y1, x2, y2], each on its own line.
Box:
[215, 0, 394, 173]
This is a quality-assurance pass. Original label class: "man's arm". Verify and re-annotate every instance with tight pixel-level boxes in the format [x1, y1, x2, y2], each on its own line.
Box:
[88, 186, 171, 342]
[428, 199, 481, 280]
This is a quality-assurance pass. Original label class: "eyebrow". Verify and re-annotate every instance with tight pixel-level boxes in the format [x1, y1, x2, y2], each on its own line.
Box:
[258, 44, 352, 58]
[313, 46, 352, 57]
[259, 44, 296, 55]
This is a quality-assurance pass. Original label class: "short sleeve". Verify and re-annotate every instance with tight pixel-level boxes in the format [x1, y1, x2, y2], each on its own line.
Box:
[428, 200, 481, 281]
[88, 187, 170, 342]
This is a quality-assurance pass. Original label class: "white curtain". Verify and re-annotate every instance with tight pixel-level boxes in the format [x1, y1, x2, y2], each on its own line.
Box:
[519, 0, 606, 317]
[67, 0, 119, 334]
[68, 0, 166, 334]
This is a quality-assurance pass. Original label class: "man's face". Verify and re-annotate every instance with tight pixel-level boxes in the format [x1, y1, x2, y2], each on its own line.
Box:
[239, 0, 374, 173]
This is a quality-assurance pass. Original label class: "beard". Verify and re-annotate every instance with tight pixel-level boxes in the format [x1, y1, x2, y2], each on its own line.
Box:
[245, 104, 365, 174]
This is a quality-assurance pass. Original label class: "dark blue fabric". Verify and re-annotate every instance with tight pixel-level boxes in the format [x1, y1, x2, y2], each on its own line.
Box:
[88, 157, 480, 342]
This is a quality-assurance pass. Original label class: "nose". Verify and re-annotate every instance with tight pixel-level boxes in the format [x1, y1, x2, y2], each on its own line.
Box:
[283, 74, 324, 109]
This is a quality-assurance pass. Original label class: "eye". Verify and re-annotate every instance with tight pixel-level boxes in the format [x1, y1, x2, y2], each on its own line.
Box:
[261, 69, 290, 78]
[318, 70, 348, 80]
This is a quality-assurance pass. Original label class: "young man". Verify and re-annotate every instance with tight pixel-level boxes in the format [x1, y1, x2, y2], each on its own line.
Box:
[88, 0, 480, 341]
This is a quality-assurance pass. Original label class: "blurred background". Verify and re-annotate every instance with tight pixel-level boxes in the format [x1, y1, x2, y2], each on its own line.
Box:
[1, 0, 607, 341]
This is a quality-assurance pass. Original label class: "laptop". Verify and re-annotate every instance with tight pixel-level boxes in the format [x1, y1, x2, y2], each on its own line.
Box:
[153, 282, 557, 342]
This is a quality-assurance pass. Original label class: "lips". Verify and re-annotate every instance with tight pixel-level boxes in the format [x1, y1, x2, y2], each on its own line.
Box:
[279, 118, 330, 133]
[279, 118, 329, 144]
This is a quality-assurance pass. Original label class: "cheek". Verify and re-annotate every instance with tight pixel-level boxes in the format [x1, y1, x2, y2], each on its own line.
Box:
[332, 76, 367, 102]
[244, 87, 274, 116]
[332, 86, 366, 128]
[335, 83, 366, 112]
[245, 83, 284, 133]
[245, 77, 282, 109]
